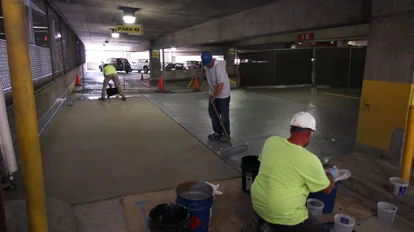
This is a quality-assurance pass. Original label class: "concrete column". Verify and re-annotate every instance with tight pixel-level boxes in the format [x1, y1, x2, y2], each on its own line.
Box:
[356, 0, 414, 165]
[223, 48, 236, 77]
[149, 43, 161, 80]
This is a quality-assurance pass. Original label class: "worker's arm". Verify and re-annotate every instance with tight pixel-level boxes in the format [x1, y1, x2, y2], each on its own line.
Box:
[320, 172, 335, 194]
[213, 83, 224, 98]
[301, 154, 333, 194]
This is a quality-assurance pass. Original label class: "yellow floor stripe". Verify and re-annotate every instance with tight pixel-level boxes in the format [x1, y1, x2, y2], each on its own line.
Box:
[229, 79, 236, 84]
[323, 92, 360, 100]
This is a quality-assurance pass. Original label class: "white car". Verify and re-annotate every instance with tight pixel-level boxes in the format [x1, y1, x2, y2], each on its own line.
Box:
[130, 59, 150, 73]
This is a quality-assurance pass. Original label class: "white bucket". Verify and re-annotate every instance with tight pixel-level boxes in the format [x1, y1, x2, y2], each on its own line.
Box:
[306, 198, 324, 219]
[389, 177, 409, 196]
[334, 214, 355, 232]
[377, 201, 398, 224]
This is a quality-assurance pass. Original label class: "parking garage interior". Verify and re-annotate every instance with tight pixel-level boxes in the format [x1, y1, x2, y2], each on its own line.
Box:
[1, 0, 414, 232]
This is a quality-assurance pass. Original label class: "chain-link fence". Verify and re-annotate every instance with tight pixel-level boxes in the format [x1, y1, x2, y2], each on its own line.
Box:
[239, 47, 367, 89]
[0, 0, 85, 106]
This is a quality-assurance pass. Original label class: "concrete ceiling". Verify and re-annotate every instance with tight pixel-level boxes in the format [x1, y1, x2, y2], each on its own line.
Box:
[52, 0, 277, 48]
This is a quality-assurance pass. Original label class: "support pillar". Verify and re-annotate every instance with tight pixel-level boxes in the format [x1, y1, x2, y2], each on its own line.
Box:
[356, 0, 414, 167]
[149, 42, 161, 80]
[2, 0, 48, 231]
[223, 48, 236, 77]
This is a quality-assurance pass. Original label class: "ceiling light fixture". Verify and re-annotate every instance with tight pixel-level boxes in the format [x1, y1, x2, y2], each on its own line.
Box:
[111, 29, 119, 38]
[171, 47, 176, 51]
[119, 6, 139, 24]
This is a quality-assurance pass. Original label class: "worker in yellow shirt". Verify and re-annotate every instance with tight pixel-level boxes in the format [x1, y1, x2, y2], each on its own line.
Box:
[100, 64, 126, 101]
[242, 112, 338, 232]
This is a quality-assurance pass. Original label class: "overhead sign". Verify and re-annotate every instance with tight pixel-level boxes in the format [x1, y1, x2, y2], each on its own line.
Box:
[228, 48, 235, 55]
[296, 32, 315, 41]
[151, 50, 160, 59]
[116, 24, 143, 35]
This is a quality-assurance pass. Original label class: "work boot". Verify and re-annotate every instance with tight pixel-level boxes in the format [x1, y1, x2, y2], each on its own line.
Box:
[98, 97, 105, 101]
[122, 97, 127, 101]
[208, 133, 221, 140]
[220, 135, 231, 143]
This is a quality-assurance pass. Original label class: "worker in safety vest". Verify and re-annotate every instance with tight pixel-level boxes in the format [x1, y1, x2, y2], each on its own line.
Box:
[100, 64, 126, 101]
[201, 51, 231, 143]
[242, 112, 338, 232]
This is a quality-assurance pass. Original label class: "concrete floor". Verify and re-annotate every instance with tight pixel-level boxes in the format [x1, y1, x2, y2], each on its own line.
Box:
[146, 87, 360, 171]
[7, 97, 238, 205]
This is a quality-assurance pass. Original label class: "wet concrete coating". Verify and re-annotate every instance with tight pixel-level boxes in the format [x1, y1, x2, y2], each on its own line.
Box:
[7, 97, 238, 204]
[145, 88, 360, 170]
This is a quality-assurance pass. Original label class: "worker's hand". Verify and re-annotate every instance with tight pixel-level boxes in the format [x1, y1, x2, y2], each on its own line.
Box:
[209, 96, 215, 104]
[326, 167, 339, 179]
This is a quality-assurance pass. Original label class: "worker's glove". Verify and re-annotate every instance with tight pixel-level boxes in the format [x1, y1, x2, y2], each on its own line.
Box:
[209, 96, 215, 104]
[326, 167, 339, 180]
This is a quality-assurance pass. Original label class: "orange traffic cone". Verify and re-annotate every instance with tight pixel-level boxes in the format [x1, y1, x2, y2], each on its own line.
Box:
[158, 76, 165, 91]
[193, 77, 200, 92]
[75, 73, 82, 86]
[141, 73, 144, 80]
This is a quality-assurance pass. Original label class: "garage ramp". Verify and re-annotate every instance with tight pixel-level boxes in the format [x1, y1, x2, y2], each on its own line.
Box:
[9, 97, 238, 205]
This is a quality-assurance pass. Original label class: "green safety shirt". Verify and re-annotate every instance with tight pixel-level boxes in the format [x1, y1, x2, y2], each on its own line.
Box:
[251, 136, 330, 226]
[103, 65, 117, 76]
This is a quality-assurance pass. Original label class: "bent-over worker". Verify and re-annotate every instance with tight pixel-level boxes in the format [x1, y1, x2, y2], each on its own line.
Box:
[242, 112, 338, 232]
[201, 51, 231, 143]
[100, 64, 126, 101]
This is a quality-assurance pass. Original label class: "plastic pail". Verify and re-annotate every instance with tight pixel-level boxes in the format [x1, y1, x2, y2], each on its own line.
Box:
[334, 214, 355, 232]
[241, 156, 260, 193]
[389, 177, 409, 196]
[176, 181, 213, 232]
[148, 203, 190, 232]
[306, 198, 324, 219]
[377, 201, 398, 224]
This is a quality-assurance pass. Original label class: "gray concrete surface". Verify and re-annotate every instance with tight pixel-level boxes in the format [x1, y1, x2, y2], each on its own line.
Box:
[6, 97, 238, 205]
[5, 198, 77, 232]
[154, 0, 369, 47]
[73, 198, 127, 232]
[146, 88, 359, 171]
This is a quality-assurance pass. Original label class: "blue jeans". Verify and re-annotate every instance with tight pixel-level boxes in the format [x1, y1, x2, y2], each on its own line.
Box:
[208, 96, 230, 136]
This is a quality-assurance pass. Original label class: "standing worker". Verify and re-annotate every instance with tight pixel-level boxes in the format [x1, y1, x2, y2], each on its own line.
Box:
[100, 64, 126, 101]
[242, 112, 338, 232]
[201, 51, 231, 143]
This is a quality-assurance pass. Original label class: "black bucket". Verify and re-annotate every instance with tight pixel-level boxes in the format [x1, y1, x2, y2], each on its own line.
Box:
[148, 203, 190, 232]
[241, 156, 260, 193]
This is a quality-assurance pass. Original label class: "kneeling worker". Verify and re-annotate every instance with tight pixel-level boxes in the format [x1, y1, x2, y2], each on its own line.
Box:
[243, 112, 338, 232]
[100, 64, 126, 101]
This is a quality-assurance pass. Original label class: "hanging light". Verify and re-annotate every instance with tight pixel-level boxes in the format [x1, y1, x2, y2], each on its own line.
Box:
[123, 10, 136, 24]
[111, 29, 119, 38]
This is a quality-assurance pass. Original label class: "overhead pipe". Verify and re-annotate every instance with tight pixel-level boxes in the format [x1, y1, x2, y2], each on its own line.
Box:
[0, 81, 18, 174]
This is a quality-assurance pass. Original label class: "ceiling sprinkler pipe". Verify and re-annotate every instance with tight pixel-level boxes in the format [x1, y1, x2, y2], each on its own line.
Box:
[0, 81, 18, 174]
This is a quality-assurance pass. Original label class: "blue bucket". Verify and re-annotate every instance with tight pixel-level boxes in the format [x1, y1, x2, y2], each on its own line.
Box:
[176, 181, 213, 232]
[308, 182, 339, 214]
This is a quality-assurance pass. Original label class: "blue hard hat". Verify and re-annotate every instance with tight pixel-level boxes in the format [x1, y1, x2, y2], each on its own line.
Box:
[201, 51, 213, 66]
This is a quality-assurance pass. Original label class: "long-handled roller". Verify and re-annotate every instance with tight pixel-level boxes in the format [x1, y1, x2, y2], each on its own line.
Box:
[211, 102, 249, 159]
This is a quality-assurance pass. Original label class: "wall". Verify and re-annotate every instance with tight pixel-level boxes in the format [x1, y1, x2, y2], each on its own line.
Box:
[6, 65, 82, 144]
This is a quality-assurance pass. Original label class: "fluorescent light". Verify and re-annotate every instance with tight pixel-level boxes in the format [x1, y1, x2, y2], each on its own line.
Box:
[171, 47, 176, 51]
[123, 15, 136, 24]
[111, 32, 120, 38]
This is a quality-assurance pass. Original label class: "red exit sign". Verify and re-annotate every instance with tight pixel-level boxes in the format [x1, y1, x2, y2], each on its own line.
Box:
[297, 33, 315, 41]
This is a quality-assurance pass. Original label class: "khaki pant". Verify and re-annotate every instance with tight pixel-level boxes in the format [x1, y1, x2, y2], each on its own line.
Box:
[101, 73, 125, 98]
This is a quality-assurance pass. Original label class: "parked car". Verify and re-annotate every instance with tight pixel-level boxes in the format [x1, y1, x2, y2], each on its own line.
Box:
[185, 60, 202, 69]
[99, 58, 132, 73]
[165, 63, 185, 71]
[131, 59, 150, 73]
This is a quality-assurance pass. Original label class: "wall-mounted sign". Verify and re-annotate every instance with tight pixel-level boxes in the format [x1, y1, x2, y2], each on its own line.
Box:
[228, 48, 235, 55]
[296, 33, 315, 41]
[116, 24, 143, 35]
[151, 50, 160, 59]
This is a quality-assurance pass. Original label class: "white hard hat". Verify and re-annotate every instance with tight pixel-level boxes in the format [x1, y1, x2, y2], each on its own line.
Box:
[290, 112, 316, 131]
